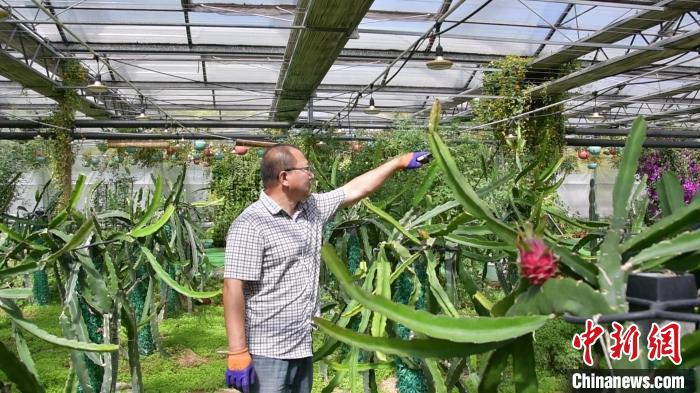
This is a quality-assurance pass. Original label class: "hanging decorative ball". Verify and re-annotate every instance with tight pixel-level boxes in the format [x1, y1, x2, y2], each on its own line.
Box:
[587, 162, 598, 169]
[90, 156, 100, 165]
[170, 155, 179, 162]
[166, 145, 177, 155]
[256, 148, 265, 158]
[233, 146, 249, 155]
[96, 142, 108, 152]
[587, 146, 602, 155]
[126, 147, 139, 154]
[578, 150, 590, 159]
[214, 151, 225, 160]
[194, 140, 207, 151]
[351, 142, 363, 151]
[203, 147, 213, 157]
[35, 156, 46, 164]
[608, 147, 618, 156]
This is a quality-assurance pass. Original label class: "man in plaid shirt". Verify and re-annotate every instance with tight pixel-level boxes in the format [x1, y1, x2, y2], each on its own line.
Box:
[224, 144, 430, 393]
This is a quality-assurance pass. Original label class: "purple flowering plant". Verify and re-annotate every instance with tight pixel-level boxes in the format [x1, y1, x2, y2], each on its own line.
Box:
[638, 148, 700, 220]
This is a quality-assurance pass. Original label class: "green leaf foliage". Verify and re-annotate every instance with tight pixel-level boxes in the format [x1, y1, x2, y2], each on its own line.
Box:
[656, 172, 685, 217]
[0, 341, 45, 393]
[322, 243, 547, 343]
[314, 318, 505, 358]
[139, 246, 220, 299]
[507, 278, 613, 317]
[208, 151, 260, 246]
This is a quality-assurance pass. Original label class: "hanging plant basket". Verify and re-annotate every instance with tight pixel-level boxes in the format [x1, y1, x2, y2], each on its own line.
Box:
[587, 146, 602, 155]
[233, 146, 249, 155]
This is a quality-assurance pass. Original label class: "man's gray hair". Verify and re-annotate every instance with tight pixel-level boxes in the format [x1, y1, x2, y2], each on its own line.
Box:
[261, 144, 301, 188]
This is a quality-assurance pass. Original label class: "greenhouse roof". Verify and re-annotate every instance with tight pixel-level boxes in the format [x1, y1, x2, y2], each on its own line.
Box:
[0, 0, 700, 137]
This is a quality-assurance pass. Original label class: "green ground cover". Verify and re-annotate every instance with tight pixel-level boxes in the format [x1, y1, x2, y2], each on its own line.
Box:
[0, 303, 395, 393]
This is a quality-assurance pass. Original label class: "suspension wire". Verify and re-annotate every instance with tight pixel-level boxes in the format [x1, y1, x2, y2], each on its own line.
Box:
[321, 0, 469, 129]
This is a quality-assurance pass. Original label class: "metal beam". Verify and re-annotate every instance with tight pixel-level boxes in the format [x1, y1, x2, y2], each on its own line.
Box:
[534, 4, 573, 58]
[532, 0, 666, 11]
[0, 47, 117, 119]
[566, 137, 700, 148]
[567, 127, 700, 138]
[53, 42, 504, 63]
[0, 104, 421, 115]
[3, 129, 698, 149]
[527, 0, 697, 73]
[51, 42, 700, 79]
[605, 104, 700, 125]
[0, 80, 463, 95]
[570, 79, 700, 115]
[0, 130, 380, 141]
[0, 119, 292, 129]
[421, 1, 698, 117]
[529, 29, 700, 96]
[0, 22, 115, 119]
[0, 119, 399, 130]
[0, 20, 138, 118]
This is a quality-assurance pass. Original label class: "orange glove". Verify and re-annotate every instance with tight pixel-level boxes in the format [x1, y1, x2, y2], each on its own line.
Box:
[225, 347, 256, 393]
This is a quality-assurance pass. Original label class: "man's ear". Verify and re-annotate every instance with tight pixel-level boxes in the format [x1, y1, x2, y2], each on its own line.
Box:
[278, 171, 288, 186]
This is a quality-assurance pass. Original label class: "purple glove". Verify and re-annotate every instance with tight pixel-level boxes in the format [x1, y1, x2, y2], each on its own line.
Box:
[225, 365, 256, 393]
[406, 151, 432, 169]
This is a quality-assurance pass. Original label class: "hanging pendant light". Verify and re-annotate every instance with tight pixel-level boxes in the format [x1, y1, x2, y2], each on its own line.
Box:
[427, 28, 452, 70]
[427, 44, 453, 70]
[86, 55, 109, 94]
[364, 97, 380, 115]
[87, 74, 109, 94]
[590, 91, 603, 119]
[364, 84, 380, 115]
[137, 94, 148, 120]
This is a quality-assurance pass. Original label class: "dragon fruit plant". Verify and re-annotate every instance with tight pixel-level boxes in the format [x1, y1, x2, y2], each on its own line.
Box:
[316, 100, 700, 392]
[518, 235, 557, 286]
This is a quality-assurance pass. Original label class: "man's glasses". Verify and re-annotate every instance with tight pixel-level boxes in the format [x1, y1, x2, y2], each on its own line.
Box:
[283, 166, 313, 174]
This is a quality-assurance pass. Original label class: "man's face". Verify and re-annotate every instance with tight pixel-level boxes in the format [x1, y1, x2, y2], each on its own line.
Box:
[283, 149, 315, 199]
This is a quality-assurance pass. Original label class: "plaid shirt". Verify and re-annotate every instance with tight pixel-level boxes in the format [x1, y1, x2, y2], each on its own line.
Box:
[224, 188, 345, 358]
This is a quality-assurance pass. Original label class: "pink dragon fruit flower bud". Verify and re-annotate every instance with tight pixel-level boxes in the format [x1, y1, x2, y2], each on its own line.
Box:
[518, 237, 557, 286]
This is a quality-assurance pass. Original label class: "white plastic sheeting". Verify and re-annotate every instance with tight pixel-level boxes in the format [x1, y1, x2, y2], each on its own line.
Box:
[557, 168, 618, 218]
[8, 163, 211, 217]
